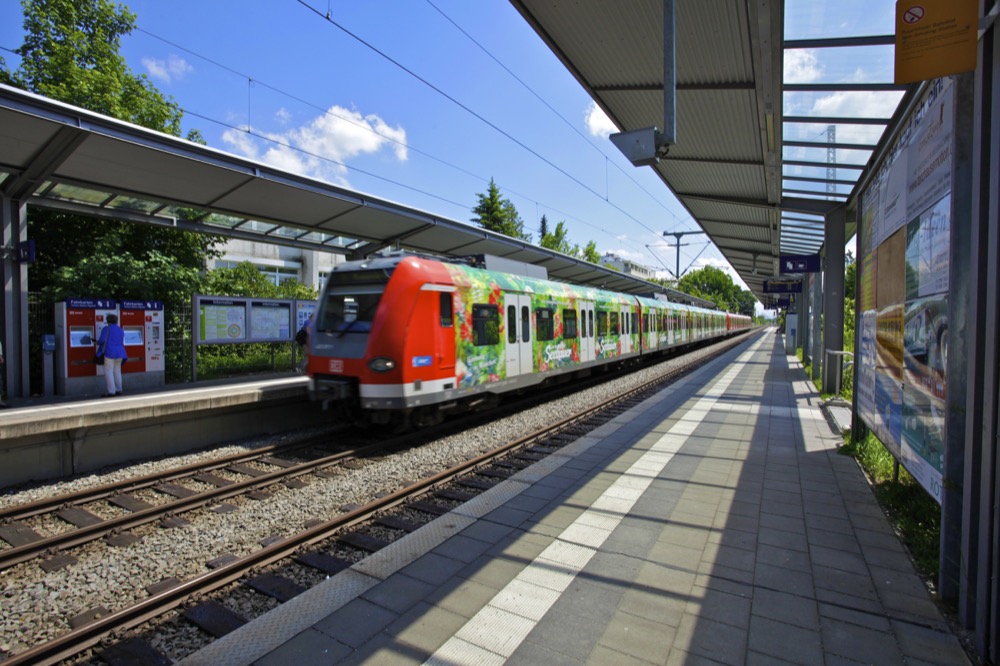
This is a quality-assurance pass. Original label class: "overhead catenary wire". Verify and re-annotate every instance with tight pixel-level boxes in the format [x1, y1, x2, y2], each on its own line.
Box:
[135, 3, 708, 270]
[292, 0, 670, 241]
[134, 24, 656, 258]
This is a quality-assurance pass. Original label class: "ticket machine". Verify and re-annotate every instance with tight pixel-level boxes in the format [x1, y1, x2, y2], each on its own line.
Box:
[55, 299, 167, 396]
[55, 298, 118, 396]
[118, 300, 165, 388]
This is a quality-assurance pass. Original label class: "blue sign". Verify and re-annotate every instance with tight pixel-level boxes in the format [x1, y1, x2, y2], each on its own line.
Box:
[412, 356, 433, 367]
[67, 298, 117, 309]
[120, 300, 164, 310]
[780, 254, 821, 274]
[42, 334, 56, 351]
[16, 240, 35, 263]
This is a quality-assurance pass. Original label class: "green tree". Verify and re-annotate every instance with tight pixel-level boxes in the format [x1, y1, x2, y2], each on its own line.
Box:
[7, 0, 183, 133]
[471, 179, 531, 242]
[581, 240, 601, 264]
[678, 265, 738, 308]
[1, 0, 223, 303]
[540, 219, 575, 255]
[205, 262, 316, 300]
[732, 289, 758, 317]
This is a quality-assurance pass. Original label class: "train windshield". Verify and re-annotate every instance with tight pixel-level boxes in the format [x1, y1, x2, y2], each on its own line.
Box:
[317, 270, 390, 335]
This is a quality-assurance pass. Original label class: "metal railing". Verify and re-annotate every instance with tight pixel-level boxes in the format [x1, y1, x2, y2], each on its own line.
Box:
[825, 349, 854, 398]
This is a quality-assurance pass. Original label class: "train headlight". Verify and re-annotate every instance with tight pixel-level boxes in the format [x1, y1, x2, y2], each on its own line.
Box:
[368, 356, 397, 372]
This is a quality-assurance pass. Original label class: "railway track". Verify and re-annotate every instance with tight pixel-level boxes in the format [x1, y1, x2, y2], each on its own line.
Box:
[0, 331, 755, 665]
[0, 336, 734, 574]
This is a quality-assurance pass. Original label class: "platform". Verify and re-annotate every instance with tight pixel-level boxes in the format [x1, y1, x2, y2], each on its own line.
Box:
[0, 375, 320, 488]
[181, 330, 970, 665]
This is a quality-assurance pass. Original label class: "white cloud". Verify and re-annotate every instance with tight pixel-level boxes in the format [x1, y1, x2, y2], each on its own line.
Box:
[784, 49, 822, 84]
[585, 101, 617, 138]
[142, 54, 192, 84]
[275, 108, 291, 125]
[222, 105, 408, 185]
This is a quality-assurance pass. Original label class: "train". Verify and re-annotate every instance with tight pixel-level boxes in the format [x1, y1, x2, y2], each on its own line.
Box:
[306, 252, 752, 426]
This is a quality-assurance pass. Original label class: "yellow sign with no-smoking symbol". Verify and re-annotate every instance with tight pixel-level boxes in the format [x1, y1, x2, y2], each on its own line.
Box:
[895, 0, 977, 84]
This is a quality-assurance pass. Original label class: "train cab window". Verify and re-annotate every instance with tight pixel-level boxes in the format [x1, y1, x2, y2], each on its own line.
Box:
[507, 305, 517, 344]
[440, 293, 453, 327]
[609, 311, 620, 335]
[473, 304, 500, 346]
[597, 310, 608, 336]
[536, 308, 554, 341]
[318, 290, 381, 334]
[521, 306, 530, 343]
[563, 309, 578, 339]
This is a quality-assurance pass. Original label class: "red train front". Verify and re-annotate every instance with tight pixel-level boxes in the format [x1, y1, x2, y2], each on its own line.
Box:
[307, 253, 460, 426]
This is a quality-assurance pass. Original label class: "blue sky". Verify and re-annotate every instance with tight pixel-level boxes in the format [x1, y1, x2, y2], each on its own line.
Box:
[0, 0, 901, 308]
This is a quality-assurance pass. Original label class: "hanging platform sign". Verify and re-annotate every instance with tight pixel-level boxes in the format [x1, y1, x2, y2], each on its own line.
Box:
[779, 254, 821, 274]
[773, 295, 794, 308]
[895, 0, 978, 84]
[763, 279, 802, 294]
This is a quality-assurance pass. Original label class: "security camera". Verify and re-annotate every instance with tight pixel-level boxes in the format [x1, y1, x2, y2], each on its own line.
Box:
[610, 127, 670, 167]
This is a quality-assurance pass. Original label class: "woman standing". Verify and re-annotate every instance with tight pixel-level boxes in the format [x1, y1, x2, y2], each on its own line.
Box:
[96, 314, 127, 396]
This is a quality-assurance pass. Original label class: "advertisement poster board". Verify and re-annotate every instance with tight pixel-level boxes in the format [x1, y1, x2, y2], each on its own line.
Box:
[856, 77, 954, 503]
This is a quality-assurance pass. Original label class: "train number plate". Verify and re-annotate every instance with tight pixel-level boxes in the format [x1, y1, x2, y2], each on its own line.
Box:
[329, 359, 344, 373]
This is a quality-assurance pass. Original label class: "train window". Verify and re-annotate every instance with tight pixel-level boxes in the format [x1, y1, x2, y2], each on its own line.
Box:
[609, 311, 619, 335]
[597, 310, 608, 336]
[521, 306, 530, 343]
[473, 304, 500, 346]
[318, 287, 383, 334]
[440, 293, 453, 327]
[507, 305, 517, 344]
[562, 310, 578, 339]
[536, 308, 554, 341]
[631, 312, 637, 335]
[643, 314, 649, 332]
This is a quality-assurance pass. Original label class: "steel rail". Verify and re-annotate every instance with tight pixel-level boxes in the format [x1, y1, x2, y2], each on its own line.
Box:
[0, 440, 378, 571]
[0, 427, 344, 522]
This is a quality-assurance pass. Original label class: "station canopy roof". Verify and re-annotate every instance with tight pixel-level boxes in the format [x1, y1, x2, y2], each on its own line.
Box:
[510, 0, 914, 305]
[0, 83, 714, 308]
[0, 1, 913, 308]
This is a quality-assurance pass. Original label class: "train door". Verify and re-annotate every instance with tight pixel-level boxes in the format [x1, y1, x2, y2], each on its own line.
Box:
[647, 310, 656, 350]
[579, 301, 595, 362]
[620, 305, 632, 353]
[435, 290, 456, 373]
[504, 293, 533, 378]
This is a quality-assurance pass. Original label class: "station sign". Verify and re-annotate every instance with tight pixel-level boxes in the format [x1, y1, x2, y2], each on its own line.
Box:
[779, 254, 821, 274]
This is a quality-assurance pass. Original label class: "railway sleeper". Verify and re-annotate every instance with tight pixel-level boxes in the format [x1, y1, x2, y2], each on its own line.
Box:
[97, 636, 171, 666]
